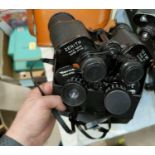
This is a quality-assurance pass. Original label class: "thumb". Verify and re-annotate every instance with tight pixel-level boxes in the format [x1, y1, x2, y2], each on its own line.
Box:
[30, 82, 53, 97]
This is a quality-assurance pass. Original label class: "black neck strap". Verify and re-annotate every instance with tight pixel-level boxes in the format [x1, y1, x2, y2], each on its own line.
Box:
[52, 109, 75, 134]
[76, 120, 111, 139]
[51, 109, 111, 139]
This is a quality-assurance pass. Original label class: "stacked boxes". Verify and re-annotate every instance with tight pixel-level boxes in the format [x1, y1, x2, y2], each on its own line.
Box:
[7, 26, 45, 86]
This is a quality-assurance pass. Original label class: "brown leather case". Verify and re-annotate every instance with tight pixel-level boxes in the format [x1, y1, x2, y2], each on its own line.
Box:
[27, 9, 116, 47]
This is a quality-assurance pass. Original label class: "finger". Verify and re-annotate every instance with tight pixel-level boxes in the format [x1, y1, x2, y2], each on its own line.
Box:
[30, 82, 53, 96]
[41, 95, 66, 111]
[39, 82, 53, 95]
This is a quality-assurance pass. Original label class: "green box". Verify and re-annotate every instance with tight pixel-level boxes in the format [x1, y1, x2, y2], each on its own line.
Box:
[8, 26, 43, 71]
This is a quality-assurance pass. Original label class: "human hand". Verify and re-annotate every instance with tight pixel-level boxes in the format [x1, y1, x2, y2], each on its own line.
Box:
[6, 82, 66, 146]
